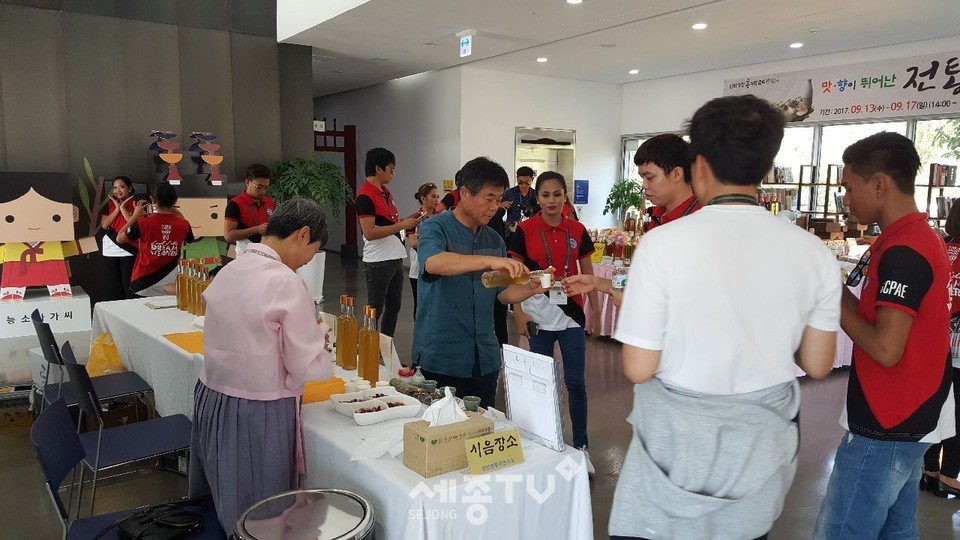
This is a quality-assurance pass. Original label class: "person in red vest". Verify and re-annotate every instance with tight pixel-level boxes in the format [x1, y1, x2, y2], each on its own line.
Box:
[638, 134, 701, 232]
[225, 164, 276, 257]
[118, 182, 196, 296]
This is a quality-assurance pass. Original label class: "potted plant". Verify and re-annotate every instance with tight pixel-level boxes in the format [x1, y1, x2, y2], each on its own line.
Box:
[270, 157, 354, 223]
[603, 179, 645, 223]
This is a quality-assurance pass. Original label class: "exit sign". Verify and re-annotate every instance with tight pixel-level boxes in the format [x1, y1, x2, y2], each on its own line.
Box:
[459, 35, 472, 58]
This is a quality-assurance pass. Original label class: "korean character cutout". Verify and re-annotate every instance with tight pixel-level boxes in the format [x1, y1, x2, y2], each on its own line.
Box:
[175, 179, 228, 271]
[0, 172, 98, 301]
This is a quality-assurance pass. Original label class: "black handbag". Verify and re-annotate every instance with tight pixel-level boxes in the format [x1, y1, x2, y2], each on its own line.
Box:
[92, 500, 205, 540]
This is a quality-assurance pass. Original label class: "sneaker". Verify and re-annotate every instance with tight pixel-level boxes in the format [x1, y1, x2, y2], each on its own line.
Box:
[578, 446, 596, 476]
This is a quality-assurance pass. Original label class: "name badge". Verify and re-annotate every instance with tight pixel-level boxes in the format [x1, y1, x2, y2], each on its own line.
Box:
[549, 283, 567, 305]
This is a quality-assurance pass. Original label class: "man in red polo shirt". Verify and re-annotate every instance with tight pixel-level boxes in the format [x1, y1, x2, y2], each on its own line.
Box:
[639, 134, 701, 231]
[815, 132, 955, 538]
[224, 163, 275, 257]
[356, 148, 421, 337]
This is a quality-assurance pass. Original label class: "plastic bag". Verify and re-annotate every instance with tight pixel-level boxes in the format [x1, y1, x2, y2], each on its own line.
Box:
[86, 332, 127, 377]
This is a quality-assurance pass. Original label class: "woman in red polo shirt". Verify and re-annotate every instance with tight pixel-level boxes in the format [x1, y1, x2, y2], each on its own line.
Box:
[508, 171, 601, 473]
[100, 176, 138, 299]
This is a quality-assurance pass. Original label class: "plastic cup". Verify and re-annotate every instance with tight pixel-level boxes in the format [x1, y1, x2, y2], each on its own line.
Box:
[421, 380, 438, 393]
[540, 272, 552, 288]
[463, 396, 481, 411]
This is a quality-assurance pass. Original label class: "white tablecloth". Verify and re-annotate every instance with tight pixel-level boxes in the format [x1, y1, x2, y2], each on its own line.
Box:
[92, 299, 203, 418]
[301, 402, 594, 540]
[91, 299, 396, 419]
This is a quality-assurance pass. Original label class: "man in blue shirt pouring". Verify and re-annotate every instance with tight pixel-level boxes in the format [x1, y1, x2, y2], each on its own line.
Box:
[413, 157, 550, 408]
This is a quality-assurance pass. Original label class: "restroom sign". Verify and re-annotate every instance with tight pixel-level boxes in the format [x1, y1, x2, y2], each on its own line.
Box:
[460, 35, 472, 58]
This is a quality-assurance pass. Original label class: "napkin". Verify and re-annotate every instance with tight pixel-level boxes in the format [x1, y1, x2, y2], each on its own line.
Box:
[421, 387, 468, 427]
[349, 425, 405, 461]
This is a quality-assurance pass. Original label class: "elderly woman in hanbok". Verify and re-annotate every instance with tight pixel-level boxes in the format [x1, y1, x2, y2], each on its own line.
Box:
[189, 197, 333, 532]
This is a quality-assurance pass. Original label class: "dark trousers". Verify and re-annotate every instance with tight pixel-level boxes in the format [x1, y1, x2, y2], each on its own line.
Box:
[105, 255, 135, 300]
[925, 366, 960, 477]
[364, 259, 405, 337]
[493, 299, 508, 345]
[421, 365, 499, 409]
[409, 278, 418, 321]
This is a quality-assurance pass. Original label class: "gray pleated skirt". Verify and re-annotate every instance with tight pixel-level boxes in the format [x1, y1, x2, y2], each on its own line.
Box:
[189, 380, 298, 534]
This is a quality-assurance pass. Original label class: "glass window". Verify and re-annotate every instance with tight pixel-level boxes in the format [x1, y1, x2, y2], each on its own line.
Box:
[814, 121, 908, 216]
[914, 118, 960, 220]
[621, 137, 648, 183]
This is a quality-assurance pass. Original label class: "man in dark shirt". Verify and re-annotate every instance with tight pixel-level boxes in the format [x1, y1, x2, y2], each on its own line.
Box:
[815, 132, 954, 538]
[413, 157, 548, 407]
[502, 166, 538, 231]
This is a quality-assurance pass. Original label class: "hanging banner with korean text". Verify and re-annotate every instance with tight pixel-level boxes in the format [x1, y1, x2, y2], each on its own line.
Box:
[723, 51, 960, 123]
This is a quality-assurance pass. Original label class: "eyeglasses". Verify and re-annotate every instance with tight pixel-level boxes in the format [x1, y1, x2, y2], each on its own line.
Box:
[845, 250, 870, 287]
[385, 166, 396, 173]
[249, 182, 269, 192]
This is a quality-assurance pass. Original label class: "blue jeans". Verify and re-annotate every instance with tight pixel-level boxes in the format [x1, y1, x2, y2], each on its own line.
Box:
[528, 327, 588, 448]
[813, 432, 930, 539]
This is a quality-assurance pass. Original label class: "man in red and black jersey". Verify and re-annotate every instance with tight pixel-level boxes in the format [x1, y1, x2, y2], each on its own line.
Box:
[815, 132, 954, 538]
[118, 182, 196, 297]
[638, 134, 701, 231]
[356, 148, 421, 337]
[224, 163, 275, 257]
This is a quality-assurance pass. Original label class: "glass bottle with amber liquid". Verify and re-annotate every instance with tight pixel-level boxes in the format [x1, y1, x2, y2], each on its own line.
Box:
[176, 260, 189, 311]
[359, 307, 380, 385]
[188, 261, 202, 315]
[340, 297, 359, 371]
[197, 269, 211, 316]
[335, 295, 348, 367]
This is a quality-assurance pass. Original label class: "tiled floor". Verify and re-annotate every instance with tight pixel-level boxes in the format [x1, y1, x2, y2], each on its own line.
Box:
[3, 252, 959, 538]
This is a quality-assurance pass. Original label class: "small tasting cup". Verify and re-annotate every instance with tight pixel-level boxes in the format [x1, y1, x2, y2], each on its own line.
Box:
[421, 380, 438, 392]
[540, 273, 553, 288]
[463, 396, 481, 411]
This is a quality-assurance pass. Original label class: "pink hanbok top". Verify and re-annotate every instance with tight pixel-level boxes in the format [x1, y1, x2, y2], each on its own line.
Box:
[201, 243, 333, 400]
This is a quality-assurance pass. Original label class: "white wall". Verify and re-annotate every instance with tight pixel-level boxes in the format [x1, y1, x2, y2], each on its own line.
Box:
[460, 67, 623, 228]
[313, 68, 462, 251]
[622, 36, 960, 135]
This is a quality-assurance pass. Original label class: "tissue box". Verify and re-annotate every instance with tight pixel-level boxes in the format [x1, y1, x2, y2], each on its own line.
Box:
[403, 413, 494, 478]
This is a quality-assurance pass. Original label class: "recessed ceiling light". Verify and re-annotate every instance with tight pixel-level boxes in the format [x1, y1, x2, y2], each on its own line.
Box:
[691, 23, 708, 30]
[567, 0, 583, 4]
[372, 57, 389, 61]
[789, 42, 804, 48]
[628, 69, 639, 75]
[424, 42, 439, 46]
[599, 43, 617, 48]
[536, 57, 548, 63]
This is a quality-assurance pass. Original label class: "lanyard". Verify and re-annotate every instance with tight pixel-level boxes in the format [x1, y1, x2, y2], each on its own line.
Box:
[246, 202, 263, 225]
[246, 247, 280, 262]
[704, 194, 760, 206]
[539, 225, 572, 279]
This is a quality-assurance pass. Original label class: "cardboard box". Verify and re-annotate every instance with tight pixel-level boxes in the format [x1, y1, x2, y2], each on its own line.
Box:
[403, 413, 494, 478]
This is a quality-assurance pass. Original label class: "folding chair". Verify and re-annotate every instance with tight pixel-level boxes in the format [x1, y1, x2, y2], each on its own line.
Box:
[61, 342, 192, 518]
[31, 309, 153, 414]
[30, 398, 224, 539]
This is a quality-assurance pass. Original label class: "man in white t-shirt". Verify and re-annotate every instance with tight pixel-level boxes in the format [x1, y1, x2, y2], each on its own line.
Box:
[607, 95, 842, 540]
